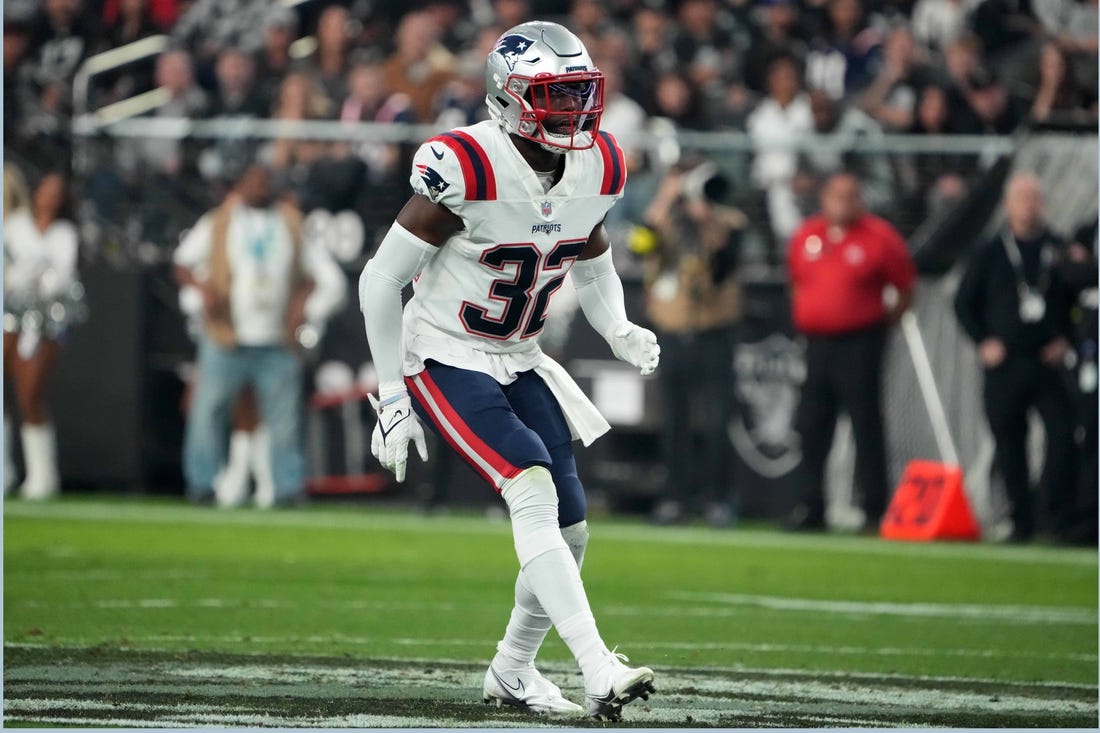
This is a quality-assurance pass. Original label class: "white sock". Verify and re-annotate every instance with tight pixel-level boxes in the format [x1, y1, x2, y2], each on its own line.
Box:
[215, 430, 252, 508]
[501, 469, 608, 680]
[4, 417, 16, 494]
[19, 423, 59, 500]
[494, 520, 588, 670]
[250, 426, 276, 508]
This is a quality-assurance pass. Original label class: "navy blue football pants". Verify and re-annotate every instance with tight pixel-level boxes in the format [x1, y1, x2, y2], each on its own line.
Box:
[405, 360, 586, 527]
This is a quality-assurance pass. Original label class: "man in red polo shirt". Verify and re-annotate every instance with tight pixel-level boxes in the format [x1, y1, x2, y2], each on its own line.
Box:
[786, 172, 916, 532]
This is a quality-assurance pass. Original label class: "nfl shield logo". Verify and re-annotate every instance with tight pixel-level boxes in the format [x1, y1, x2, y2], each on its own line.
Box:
[541, 200, 553, 217]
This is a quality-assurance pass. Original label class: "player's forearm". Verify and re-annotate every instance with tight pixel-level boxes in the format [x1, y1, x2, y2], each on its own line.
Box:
[571, 248, 629, 343]
[359, 223, 438, 395]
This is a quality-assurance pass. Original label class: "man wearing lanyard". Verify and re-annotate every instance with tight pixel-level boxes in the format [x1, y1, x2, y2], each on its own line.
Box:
[955, 173, 1076, 542]
[174, 163, 346, 506]
[786, 172, 916, 533]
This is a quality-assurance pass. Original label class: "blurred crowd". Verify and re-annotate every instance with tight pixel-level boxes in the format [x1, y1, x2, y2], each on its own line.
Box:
[4, 0, 1098, 257]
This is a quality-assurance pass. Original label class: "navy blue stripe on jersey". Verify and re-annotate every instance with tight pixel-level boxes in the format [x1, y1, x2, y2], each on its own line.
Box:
[438, 132, 497, 200]
[596, 131, 625, 195]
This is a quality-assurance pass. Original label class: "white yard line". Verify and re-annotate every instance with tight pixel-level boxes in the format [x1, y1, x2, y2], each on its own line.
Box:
[669, 591, 1097, 625]
[18, 590, 1094, 629]
[7, 629, 1092, 664]
[6, 499, 1095, 567]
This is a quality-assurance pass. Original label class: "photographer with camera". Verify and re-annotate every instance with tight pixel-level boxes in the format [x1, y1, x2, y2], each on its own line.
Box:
[631, 160, 745, 527]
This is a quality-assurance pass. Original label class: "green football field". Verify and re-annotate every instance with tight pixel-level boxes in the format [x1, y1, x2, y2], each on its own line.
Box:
[3, 497, 1097, 727]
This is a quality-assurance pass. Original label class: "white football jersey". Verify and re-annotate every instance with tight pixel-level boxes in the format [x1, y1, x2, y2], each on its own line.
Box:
[401, 120, 626, 381]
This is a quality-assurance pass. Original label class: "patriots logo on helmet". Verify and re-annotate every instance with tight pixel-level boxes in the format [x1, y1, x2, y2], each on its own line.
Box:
[494, 33, 536, 72]
[415, 164, 450, 201]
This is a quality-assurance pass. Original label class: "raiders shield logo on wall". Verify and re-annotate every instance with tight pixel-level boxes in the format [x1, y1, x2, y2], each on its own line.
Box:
[729, 333, 805, 478]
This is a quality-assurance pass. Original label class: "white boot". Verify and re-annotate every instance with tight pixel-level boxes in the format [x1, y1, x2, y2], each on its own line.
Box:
[19, 423, 59, 500]
[215, 430, 252, 508]
[4, 417, 17, 495]
[250, 426, 276, 509]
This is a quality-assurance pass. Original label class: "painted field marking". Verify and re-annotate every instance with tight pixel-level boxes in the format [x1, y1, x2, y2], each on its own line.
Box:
[7, 628, 1092, 664]
[669, 591, 1097, 625]
[6, 499, 1096, 567]
[18, 591, 1094, 629]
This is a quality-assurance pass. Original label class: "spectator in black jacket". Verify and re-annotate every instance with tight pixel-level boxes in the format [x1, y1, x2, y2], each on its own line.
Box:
[954, 173, 1076, 542]
[1061, 218, 1098, 544]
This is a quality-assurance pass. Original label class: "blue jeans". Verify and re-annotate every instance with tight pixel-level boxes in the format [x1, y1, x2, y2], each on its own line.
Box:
[184, 338, 304, 502]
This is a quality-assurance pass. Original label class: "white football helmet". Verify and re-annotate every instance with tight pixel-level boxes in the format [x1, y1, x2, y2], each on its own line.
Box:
[485, 21, 604, 152]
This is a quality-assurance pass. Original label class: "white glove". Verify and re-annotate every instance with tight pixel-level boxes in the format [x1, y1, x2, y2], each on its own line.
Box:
[368, 387, 428, 482]
[608, 321, 661, 376]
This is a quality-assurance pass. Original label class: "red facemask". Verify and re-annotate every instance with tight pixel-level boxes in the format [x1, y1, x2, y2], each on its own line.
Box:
[514, 70, 605, 150]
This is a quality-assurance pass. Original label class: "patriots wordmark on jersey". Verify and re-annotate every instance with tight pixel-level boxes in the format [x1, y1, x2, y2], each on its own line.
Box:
[402, 120, 626, 359]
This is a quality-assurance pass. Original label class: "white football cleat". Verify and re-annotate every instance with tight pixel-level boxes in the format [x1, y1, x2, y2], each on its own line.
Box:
[482, 662, 584, 715]
[584, 648, 656, 721]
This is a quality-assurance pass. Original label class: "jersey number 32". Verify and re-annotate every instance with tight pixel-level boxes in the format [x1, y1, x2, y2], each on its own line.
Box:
[460, 239, 587, 340]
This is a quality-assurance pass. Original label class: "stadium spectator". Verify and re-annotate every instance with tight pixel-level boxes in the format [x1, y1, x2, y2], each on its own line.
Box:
[432, 24, 496, 129]
[804, 0, 883, 99]
[173, 163, 346, 507]
[1033, 0, 1099, 56]
[570, 0, 612, 43]
[637, 160, 745, 527]
[651, 69, 711, 130]
[3, 17, 36, 146]
[422, 0, 478, 53]
[1062, 218, 1098, 544]
[628, 4, 677, 111]
[742, 0, 810, 94]
[895, 83, 975, 227]
[796, 89, 896, 220]
[197, 47, 265, 186]
[1028, 42, 1095, 125]
[381, 11, 456, 122]
[92, 0, 162, 106]
[859, 26, 935, 131]
[746, 53, 813, 251]
[910, 0, 980, 53]
[209, 47, 264, 118]
[968, 0, 1042, 69]
[25, 0, 97, 102]
[123, 49, 209, 178]
[303, 5, 355, 110]
[264, 72, 331, 185]
[15, 0, 96, 164]
[785, 172, 915, 532]
[111, 48, 210, 245]
[172, 0, 276, 63]
[253, 7, 299, 115]
[3, 171, 81, 501]
[953, 173, 1076, 542]
[101, 0, 178, 30]
[489, 0, 532, 30]
[942, 34, 1019, 133]
[672, 0, 742, 101]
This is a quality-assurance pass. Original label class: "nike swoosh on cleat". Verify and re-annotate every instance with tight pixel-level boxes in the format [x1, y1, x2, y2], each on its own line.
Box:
[379, 410, 408, 440]
[491, 668, 525, 696]
[586, 690, 616, 705]
[431, 147, 444, 160]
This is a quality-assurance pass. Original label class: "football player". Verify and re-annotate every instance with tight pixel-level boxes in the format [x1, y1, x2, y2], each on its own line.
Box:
[359, 21, 660, 720]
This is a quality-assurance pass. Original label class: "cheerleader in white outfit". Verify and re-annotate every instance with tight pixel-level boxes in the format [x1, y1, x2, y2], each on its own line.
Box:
[3, 172, 83, 499]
